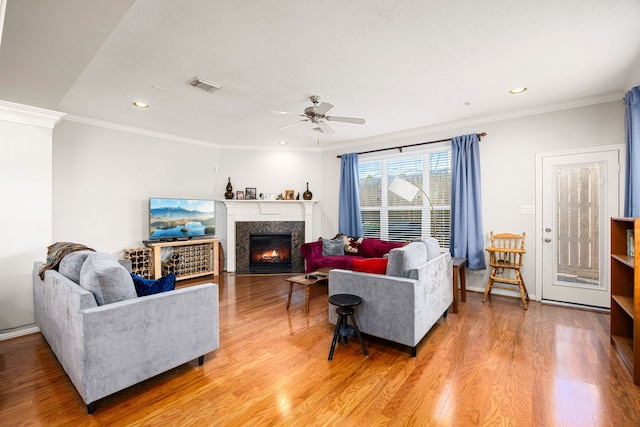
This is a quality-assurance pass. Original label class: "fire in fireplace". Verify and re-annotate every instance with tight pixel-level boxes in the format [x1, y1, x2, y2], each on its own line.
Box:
[249, 233, 292, 273]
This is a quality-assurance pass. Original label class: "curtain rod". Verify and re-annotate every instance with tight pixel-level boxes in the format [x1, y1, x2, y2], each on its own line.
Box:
[336, 132, 487, 158]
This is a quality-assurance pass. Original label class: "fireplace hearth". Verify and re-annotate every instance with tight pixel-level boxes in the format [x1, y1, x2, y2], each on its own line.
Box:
[249, 233, 292, 273]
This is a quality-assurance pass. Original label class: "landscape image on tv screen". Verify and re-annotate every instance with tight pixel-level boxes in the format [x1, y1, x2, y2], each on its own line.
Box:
[149, 198, 215, 240]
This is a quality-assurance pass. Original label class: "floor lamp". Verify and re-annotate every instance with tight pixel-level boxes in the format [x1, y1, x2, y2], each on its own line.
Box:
[388, 176, 438, 241]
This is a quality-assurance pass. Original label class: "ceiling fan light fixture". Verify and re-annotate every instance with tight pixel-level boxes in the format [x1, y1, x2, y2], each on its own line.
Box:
[189, 77, 223, 92]
[273, 95, 364, 136]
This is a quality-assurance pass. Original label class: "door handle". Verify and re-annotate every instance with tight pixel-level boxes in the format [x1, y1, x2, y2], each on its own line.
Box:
[544, 237, 552, 243]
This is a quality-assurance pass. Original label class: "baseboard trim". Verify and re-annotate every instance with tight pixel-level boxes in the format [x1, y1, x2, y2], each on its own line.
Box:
[466, 285, 538, 301]
[0, 325, 40, 341]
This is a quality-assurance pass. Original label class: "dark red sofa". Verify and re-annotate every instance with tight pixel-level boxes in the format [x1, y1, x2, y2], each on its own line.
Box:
[300, 238, 404, 273]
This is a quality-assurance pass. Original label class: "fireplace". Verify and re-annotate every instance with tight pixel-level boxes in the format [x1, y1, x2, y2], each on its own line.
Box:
[223, 200, 316, 273]
[249, 233, 292, 273]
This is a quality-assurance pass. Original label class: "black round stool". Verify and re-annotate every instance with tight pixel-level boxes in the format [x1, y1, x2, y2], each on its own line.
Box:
[328, 294, 368, 361]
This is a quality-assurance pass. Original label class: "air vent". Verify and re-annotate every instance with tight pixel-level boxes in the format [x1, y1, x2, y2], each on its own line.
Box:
[188, 77, 223, 92]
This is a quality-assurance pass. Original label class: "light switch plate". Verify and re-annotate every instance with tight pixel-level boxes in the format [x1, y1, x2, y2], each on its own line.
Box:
[520, 205, 535, 215]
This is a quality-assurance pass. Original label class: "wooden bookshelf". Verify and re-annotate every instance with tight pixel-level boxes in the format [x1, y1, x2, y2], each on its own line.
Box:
[610, 217, 640, 384]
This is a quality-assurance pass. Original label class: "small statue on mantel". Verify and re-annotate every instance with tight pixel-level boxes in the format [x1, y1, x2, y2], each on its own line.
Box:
[224, 177, 234, 199]
[296, 192, 300, 200]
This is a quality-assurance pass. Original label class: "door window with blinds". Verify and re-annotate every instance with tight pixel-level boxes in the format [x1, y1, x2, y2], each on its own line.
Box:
[358, 149, 451, 248]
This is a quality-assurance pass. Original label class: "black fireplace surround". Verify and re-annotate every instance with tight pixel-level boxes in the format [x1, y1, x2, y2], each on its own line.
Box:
[235, 221, 305, 274]
[249, 233, 292, 273]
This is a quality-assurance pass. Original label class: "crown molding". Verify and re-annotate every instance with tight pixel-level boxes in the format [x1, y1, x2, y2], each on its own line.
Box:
[63, 114, 322, 152]
[60, 91, 623, 153]
[217, 144, 321, 152]
[0, 100, 65, 128]
[62, 114, 221, 148]
[329, 92, 624, 153]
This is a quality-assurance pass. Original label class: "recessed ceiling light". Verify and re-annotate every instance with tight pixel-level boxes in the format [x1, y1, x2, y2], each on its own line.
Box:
[509, 87, 527, 95]
[278, 141, 288, 145]
[133, 101, 149, 108]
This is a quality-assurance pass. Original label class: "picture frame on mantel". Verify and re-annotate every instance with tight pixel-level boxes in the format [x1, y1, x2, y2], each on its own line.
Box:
[236, 190, 244, 200]
[245, 187, 256, 200]
[285, 190, 295, 200]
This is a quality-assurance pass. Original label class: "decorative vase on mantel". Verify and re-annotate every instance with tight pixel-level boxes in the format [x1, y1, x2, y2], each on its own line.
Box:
[224, 177, 234, 199]
[302, 182, 313, 200]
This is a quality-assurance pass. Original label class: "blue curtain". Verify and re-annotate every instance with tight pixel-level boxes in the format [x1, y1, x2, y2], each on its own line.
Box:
[624, 86, 640, 217]
[450, 134, 486, 270]
[339, 153, 364, 236]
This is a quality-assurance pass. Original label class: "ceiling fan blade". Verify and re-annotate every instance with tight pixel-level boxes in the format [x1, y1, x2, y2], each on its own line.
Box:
[325, 115, 365, 125]
[314, 102, 334, 116]
[317, 121, 335, 135]
[278, 120, 307, 130]
[270, 110, 305, 116]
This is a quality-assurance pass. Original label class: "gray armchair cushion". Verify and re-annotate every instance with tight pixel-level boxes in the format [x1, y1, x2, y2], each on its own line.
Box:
[58, 250, 94, 283]
[386, 242, 428, 278]
[414, 237, 441, 260]
[79, 253, 137, 305]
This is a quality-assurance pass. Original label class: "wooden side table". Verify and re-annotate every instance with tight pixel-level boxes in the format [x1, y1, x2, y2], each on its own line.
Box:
[451, 257, 467, 314]
[285, 271, 329, 315]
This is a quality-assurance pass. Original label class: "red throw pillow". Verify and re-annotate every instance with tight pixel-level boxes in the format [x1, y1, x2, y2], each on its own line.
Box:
[352, 257, 389, 275]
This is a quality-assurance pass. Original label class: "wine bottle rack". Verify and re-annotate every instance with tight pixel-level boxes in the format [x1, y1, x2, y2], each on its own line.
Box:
[145, 238, 219, 281]
[123, 247, 153, 279]
[162, 243, 214, 277]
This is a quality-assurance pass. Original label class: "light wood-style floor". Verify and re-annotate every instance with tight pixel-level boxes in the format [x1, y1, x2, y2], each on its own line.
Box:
[2, 273, 640, 426]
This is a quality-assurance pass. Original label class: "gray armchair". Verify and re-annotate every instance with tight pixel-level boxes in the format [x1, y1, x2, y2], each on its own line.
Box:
[328, 239, 452, 356]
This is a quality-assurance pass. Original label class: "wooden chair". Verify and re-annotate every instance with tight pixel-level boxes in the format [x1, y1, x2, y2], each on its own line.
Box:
[482, 232, 529, 309]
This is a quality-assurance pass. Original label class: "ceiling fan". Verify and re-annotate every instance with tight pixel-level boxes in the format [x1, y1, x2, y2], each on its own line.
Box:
[274, 95, 365, 135]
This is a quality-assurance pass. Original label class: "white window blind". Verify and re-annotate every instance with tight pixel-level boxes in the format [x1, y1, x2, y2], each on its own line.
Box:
[358, 149, 451, 248]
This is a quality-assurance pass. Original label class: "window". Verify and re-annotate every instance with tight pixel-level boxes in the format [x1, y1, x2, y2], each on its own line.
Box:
[358, 149, 451, 248]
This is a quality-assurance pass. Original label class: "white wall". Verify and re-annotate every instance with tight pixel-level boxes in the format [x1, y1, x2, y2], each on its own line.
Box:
[0, 102, 63, 332]
[53, 120, 222, 255]
[53, 121, 324, 266]
[319, 101, 626, 298]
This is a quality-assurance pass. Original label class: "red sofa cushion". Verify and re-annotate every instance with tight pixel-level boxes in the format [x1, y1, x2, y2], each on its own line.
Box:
[352, 257, 389, 274]
[358, 238, 404, 258]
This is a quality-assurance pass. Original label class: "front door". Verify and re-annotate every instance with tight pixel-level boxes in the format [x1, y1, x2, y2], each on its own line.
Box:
[540, 148, 621, 308]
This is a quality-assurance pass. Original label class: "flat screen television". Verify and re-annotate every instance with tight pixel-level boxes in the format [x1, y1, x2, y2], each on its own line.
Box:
[149, 197, 216, 240]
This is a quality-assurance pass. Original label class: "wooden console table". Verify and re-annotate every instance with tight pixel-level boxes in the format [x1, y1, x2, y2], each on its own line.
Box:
[145, 238, 219, 280]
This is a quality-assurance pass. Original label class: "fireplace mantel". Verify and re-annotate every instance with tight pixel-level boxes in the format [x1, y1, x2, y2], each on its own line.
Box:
[222, 200, 316, 272]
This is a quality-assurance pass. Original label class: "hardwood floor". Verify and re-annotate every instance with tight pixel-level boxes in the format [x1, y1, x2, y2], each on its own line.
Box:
[2, 273, 640, 426]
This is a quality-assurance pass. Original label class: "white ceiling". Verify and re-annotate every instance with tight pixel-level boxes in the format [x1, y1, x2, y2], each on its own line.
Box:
[1, 0, 639, 149]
